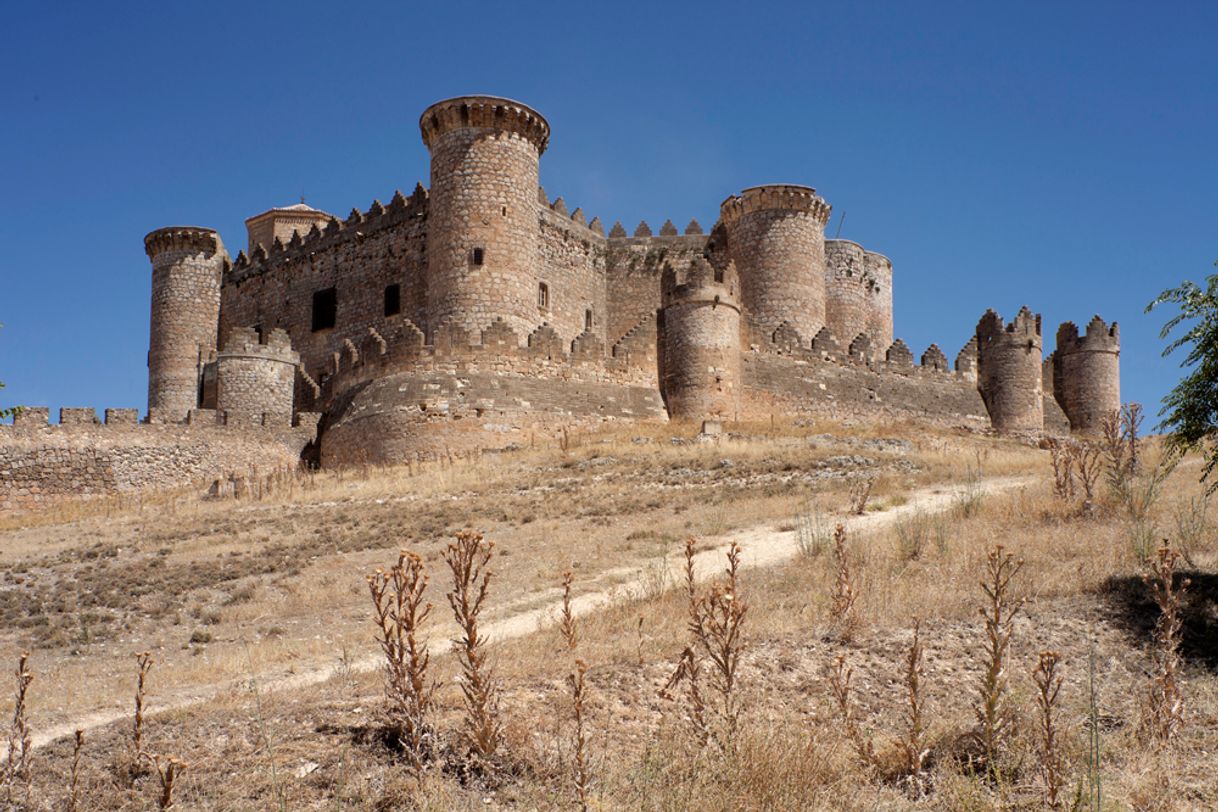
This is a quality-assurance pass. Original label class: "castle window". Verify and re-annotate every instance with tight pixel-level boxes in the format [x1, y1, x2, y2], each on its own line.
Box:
[585, 309, 593, 331]
[714, 266, 724, 283]
[502, 206, 507, 216]
[472, 247, 485, 266]
[538, 282, 549, 309]
[384, 284, 401, 317]
[311, 287, 337, 332]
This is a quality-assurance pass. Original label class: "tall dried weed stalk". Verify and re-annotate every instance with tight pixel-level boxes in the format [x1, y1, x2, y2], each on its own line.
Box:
[1033, 651, 1065, 809]
[974, 545, 1024, 770]
[829, 655, 874, 770]
[133, 651, 154, 762]
[830, 524, 859, 638]
[368, 549, 435, 769]
[567, 659, 591, 811]
[1141, 540, 1188, 743]
[146, 753, 185, 810]
[559, 570, 578, 650]
[901, 620, 929, 780]
[2, 653, 33, 806]
[1047, 439, 1076, 500]
[67, 729, 84, 812]
[664, 539, 747, 751]
[849, 474, 876, 515]
[445, 530, 502, 760]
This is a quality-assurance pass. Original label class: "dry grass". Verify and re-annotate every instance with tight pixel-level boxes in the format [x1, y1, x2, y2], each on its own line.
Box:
[2, 421, 1216, 809]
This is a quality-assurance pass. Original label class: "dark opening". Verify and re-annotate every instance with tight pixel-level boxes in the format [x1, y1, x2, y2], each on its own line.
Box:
[585, 309, 593, 331]
[472, 247, 485, 266]
[384, 284, 401, 317]
[714, 267, 724, 283]
[538, 282, 549, 309]
[311, 287, 337, 332]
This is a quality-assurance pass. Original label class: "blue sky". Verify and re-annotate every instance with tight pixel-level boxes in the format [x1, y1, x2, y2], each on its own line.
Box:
[2, 1, 1215, 422]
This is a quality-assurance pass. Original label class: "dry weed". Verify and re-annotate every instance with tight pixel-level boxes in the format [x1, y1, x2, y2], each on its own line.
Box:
[367, 549, 435, 770]
[830, 524, 859, 638]
[445, 529, 502, 761]
[67, 729, 84, 812]
[560, 570, 578, 650]
[974, 545, 1024, 771]
[1141, 540, 1188, 744]
[2, 652, 33, 807]
[900, 619, 929, 782]
[828, 655, 875, 770]
[145, 753, 186, 810]
[1033, 651, 1065, 809]
[567, 659, 591, 811]
[848, 474, 877, 515]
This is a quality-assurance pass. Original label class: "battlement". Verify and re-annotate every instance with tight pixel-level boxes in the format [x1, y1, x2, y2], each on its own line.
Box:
[719, 184, 832, 226]
[538, 191, 607, 239]
[144, 226, 224, 259]
[661, 258, 740, 309]
[977, 306, 1041, 344]
[220, 327, 297, 359]
[1056, 315, 1120, 355]
[419, 95, 550, 155]
[4, 405, 317, 433]
[228, 185, 428, 282]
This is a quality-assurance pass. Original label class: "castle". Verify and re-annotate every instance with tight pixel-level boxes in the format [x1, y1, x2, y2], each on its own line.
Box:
[0, 95, 1120, 510]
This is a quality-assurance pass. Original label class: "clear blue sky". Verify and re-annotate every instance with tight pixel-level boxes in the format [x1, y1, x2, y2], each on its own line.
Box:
[2, 1, 1215, 422]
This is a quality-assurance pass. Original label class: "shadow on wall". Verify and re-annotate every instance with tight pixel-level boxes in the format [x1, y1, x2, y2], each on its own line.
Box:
[1103, 572, 1218, 670]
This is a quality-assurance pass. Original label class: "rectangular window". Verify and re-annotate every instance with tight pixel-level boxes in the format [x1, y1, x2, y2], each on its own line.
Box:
[384, 284, 401, 317]
[538, 282, 549, 309]
[585, 309, 593, 331]
[311, 287, 337, 332]
[472, 247, 484, 266]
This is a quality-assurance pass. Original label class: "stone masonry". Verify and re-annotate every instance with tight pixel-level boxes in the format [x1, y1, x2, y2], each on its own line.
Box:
[1, 94, 1121, 511]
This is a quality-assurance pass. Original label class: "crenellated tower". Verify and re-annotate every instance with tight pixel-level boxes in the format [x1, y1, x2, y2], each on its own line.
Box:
[975, 307, 1044, 432]
[719, 184, 831, 345]
[824, 240, 870, 354]
[144, 226, 229, 421]
[660, 257, 742, 421]
[1053, 316, 1120, 434]
[420, 95, 550, 342]
[213, 327, 299, 428]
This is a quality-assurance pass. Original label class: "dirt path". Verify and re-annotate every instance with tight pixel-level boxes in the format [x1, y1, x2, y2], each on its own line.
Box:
[26, 474, 1030, 751]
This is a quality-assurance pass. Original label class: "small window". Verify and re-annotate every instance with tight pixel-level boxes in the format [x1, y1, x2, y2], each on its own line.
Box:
[501, 206, 507, 216]
[585, 309, 593, 331]
[538, 282, 549, 309]
[383, 284, 401, 317]
[472, 247, 484, 266]
[311, 287, 337, 332]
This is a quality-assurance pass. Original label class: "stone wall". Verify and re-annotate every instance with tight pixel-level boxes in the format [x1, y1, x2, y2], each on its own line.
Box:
[864, 251, 894, 356]
[824, 239, 871, 352]
[219, 188, 430, 388]
[0, 409, 318, 514]
[538, 204, 607, 347]
[605, 229, 708, 349]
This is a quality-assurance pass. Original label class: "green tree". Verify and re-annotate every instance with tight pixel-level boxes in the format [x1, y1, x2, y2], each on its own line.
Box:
[1147, 261, 1218, 488]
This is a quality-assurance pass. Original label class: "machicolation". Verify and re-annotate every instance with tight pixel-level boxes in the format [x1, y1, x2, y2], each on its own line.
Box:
[1, 94, 1120, 511]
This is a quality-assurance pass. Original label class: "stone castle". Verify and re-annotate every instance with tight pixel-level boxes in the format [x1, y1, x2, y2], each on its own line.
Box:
[0, 95, 1120, 510]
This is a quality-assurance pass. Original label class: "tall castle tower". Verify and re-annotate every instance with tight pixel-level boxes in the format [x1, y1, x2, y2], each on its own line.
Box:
[1053, 316, 1120, 434]
[976, 307, 1044, 432]
[719, 184, 832, 344]
[660, 257, 742, 421]
[864, 250, 893, 356]
[214, 327, 299, 428]
[420, 95, 550, 341]
[144, 226, 228, 421]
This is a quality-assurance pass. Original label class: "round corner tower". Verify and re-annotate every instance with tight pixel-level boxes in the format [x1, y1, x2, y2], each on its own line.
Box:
[660, 257, 742, 421]
[823, 239, 870, 352]
[719, 184, 831, 345]
[1052, 316, 1120, 434]
[864, 250, 893, 356]
[144, 226, 228, 420]
[215, 327, 299, 428]
[420, 95, 550, 342]
[975, 307, 1044, 433]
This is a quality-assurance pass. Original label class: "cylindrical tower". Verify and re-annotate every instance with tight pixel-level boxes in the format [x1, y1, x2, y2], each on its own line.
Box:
[660, 257, 742, 421]
[824, 239, 870, 352]
[1053, 316, 1120, 434]
[976, 307, 1044, 433]
[719, 184, 831, 345]
[144, 226, 227, 421]
[420, 95, 550, 341]
[215, 327, 299, 428]
[864, 250, 893, 358]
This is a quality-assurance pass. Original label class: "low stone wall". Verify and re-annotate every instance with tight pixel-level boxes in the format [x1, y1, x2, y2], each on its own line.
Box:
[319, 370, 667, 466]
[0, 411, 318, 514]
